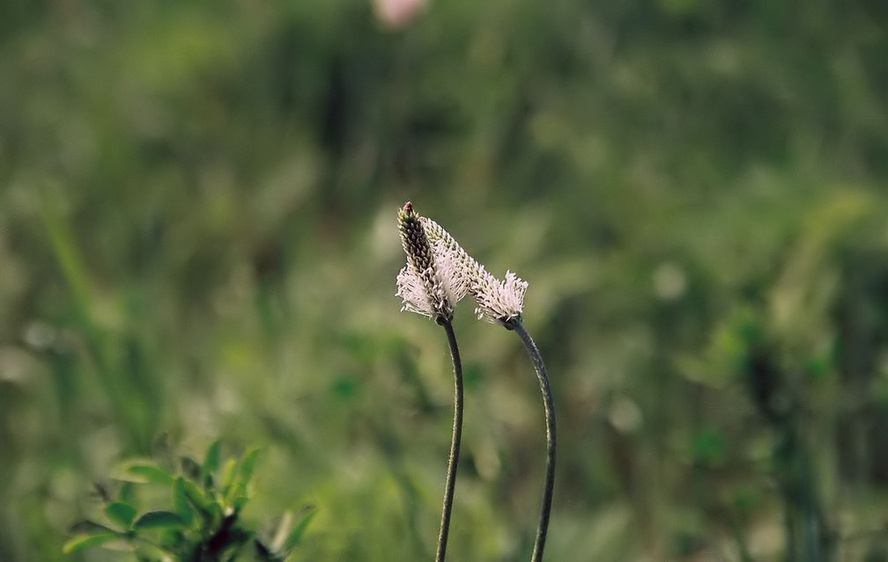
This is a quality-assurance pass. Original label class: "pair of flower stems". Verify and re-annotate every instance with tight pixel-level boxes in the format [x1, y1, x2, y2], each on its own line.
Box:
[396, 202, 556, 562]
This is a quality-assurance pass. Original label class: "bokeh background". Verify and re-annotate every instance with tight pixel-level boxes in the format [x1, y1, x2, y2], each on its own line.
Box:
[3, 0, 888, 560]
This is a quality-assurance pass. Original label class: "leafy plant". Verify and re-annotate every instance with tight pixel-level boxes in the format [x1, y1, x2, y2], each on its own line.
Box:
[64, 441, 316, 561]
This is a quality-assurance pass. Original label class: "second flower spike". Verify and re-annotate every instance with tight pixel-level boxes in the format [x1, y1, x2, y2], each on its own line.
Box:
[420, 215, 528, 325]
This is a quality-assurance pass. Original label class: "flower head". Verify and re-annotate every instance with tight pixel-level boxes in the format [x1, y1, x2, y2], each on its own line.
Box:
[420, 215, 528, 324]
[396, 202, 466, 321]
[373, 0, 427, 29]
[469, 268, 528, 324]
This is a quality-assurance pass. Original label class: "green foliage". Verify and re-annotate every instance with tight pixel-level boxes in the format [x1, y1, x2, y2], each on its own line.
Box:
[64, 443, 315, 561]
[1, 0, 888, 560]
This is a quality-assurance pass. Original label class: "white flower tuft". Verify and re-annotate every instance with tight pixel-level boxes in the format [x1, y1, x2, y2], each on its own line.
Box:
[470, 268, 528, 323]
[420, 216, 528, 324]
[396, 241, 467, 319]
[396, 203, 467, 321]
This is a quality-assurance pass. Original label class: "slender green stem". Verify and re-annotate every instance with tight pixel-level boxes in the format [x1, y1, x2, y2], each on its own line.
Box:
[506, 318, 556, 562]
[436, 319, 464, 562]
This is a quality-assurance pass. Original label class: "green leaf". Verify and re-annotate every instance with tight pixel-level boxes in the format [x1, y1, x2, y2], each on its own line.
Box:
[218, 457, 237, 490]
[225, 448, 262, 509]
[132, 540, 177, 559]
[180, 476, 210, 510]
[105, 501, 137, 529]
[237, 448, 262, 485]
[174, 477, 195, 526]
[129, 464, 175, 485]
[203, 440, 222, 489]
[181, 476, 222, 526]
[282, 508, 317, 552]
[62, 533, 121, 554]
[133, 510, 187, 530]
[116, 459, 175, 485]
[119, 481, 138, 507]
[69, 520, 117, 535]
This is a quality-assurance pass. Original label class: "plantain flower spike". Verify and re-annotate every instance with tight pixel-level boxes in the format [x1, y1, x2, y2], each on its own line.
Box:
[396, 202, 466, 322]
[421, 216, 528, 324]
[469, 267, 528, 324]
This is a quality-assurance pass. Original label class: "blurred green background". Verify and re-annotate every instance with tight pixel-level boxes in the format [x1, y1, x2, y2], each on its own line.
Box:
[2, 0, 888, 560]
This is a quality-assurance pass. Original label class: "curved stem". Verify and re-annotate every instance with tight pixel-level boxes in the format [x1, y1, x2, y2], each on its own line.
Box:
[507, 318, 556, 562]
[436, 319, 464, 562]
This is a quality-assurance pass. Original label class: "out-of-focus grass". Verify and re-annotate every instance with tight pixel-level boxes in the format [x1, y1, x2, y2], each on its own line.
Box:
[2, 0, 888, 560]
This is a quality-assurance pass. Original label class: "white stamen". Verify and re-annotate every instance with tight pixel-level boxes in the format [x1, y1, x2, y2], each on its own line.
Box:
[420, 216, 527, 324]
